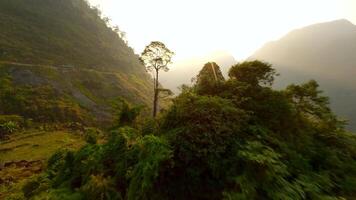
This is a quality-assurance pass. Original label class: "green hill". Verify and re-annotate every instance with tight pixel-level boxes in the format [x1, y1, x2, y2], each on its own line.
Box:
[0, 0, 153, 125]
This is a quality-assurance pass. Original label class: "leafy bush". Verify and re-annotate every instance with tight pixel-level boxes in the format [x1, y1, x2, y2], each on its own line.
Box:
[83, 127, 103, 144]
[127, 135, 172, 200]
[80, 175, 119, 200]
[0, 121, 18, 139]
[22, 175, 51, 199]
[112, 98, 145, 128]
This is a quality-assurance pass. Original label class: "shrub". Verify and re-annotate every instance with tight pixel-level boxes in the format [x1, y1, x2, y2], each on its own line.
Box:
[80, 174, 120, 200]
[0, 121, 18, 140]
[22, 175, 50, 199]
[84, 127, 102, 144]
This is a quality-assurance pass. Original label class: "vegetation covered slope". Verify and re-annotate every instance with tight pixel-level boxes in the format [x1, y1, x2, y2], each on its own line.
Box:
[249, 19, 356, 131]
[0, 0, 153, 125]
[24, 61, 356, 200]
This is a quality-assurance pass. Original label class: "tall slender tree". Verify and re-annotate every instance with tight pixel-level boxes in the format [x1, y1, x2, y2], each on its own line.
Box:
[140, 41, 174, 117]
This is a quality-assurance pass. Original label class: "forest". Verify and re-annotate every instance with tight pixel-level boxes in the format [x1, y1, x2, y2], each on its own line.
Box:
[0, 0, 355, 199]
[4, 61, 354, 199]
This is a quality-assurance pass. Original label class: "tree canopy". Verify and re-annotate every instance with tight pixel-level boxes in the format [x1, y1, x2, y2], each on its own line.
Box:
[140, 41, 174, 117]
[140, 41, 174, 73]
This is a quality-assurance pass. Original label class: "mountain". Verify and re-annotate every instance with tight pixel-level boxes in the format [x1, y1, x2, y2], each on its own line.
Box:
[160, 51, 236, 94]
[0, 0, 153, 125]
[250, 19, 356, 131]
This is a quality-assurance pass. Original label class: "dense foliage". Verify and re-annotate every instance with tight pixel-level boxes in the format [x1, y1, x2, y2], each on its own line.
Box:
[22, 61, 356, 200]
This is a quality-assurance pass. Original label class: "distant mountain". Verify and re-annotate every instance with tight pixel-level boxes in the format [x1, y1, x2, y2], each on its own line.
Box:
[161, 51, 236, 94]
[250, 19, 356, 131]
[0, 0, 153, 125]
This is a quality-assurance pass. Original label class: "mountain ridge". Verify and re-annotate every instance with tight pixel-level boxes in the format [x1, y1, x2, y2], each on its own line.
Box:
[249, 19, 356, 130]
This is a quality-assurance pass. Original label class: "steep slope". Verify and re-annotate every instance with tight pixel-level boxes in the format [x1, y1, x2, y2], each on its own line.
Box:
[0, 0, 153, 125]
[250, 19, 356, 131]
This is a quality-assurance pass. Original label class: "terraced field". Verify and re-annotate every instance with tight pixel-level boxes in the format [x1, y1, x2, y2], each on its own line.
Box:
[0, 131, 85, 199]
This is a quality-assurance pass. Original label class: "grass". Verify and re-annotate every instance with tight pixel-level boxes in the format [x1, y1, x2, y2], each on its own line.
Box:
[0, 130, 85, 199]
[0, 131, 84, 163]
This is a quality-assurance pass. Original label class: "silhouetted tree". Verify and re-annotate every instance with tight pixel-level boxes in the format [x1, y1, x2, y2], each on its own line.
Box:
[140, 41, 174, 117]
[229, 60, 277, 86]
[112, 25, 127, 44]
[195, 62, 225, 95]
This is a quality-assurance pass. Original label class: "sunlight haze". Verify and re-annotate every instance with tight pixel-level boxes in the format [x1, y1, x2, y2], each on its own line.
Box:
[88, 0, 356, 62]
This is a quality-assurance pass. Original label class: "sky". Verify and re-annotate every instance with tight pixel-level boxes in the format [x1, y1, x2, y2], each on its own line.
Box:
[88, 0, 356, 61]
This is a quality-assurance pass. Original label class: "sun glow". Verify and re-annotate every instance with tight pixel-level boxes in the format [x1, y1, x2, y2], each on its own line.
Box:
[89, 0, 355, 62]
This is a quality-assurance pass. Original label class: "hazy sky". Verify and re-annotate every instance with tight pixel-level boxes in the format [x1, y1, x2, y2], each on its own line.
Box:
[88, 0, 356, 61]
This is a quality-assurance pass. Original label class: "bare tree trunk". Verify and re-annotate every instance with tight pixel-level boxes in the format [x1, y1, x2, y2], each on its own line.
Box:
[153, 70, 159, 117]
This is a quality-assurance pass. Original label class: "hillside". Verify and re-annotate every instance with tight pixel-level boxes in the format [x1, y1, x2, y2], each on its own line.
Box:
[250, 19, 356, 131]
[0, 0, 153, 125]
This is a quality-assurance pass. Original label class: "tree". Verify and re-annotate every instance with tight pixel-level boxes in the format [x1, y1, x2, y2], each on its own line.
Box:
[195, 62, 225, 95]
[285, 80, 344, 130]
[112, 25, 127, 44]
[112, 98, 143, 127]
[140, 41, 174, 117]
[228, 60, 277, 87]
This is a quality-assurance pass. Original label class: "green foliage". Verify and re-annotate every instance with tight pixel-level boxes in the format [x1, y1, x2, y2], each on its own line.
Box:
[84, 127, 102, 144]
[0, 121, 18, 140]
[137, 117, 158, 136]
[0, 76, 90, 124]
[195, 62, 225, 95]
[224, 141, 305, 200]
[28, 61, 356, 199]
[0, 121, 18, 133]
[228, 60, 277, 86]
[112, 98, 144, 127]
[22, 175, 50, 199]
[80, 174, 119, 200]
[161, 93, 248, 160]
[285, 80, 343, 129]
[127, 135, 172, 200]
